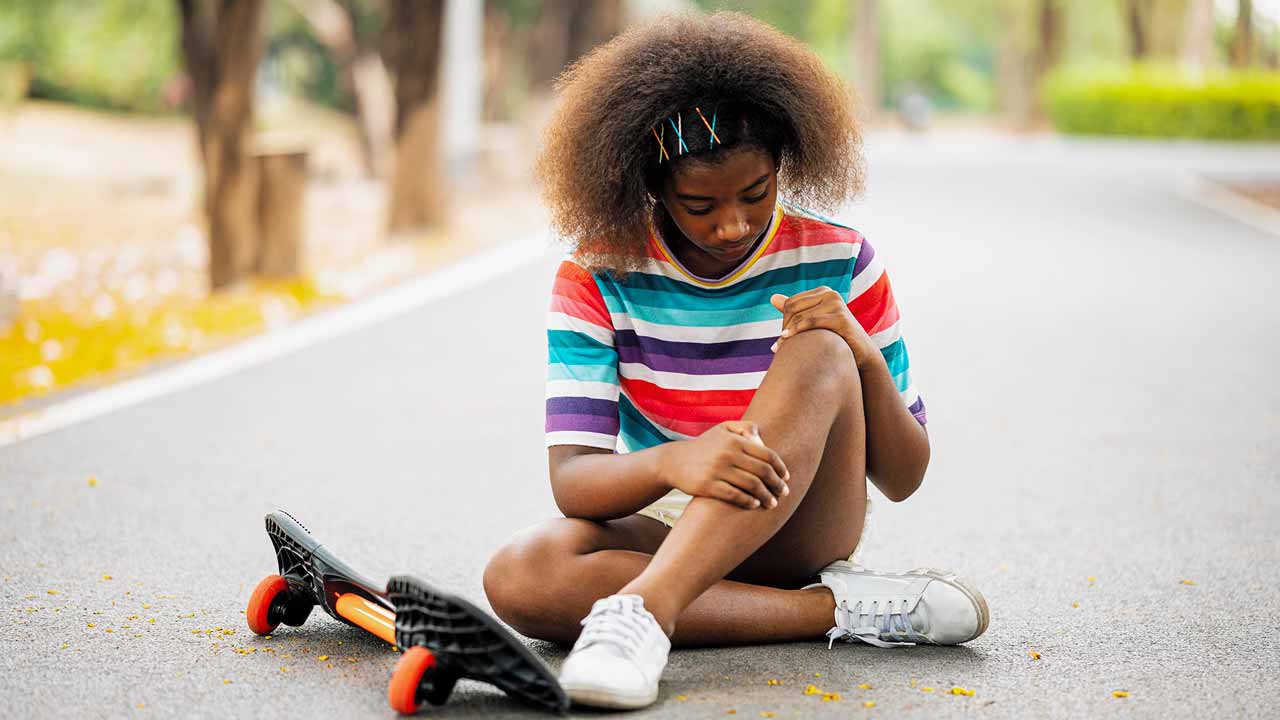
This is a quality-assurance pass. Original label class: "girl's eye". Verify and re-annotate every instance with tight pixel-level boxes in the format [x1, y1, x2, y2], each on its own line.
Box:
[685, 206, 712, 216]
[744, 192, 768, 204]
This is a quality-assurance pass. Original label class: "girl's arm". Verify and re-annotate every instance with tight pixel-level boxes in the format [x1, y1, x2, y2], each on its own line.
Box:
[771, 287, 930, 502]
[548, 445, 671, 520]
[857, 353, 930, 501]
[549, 422, 790, 521]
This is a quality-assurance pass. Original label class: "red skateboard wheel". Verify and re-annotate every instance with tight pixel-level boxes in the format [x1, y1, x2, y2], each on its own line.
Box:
[388, 646, 437, 715]
[246, 574, 289, 636]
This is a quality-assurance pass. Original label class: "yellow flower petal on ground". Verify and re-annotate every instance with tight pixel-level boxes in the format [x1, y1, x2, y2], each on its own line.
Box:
[46, 589, 59, 595]
[726, 710, 736, 715]
[318, 655, 329, 661]
[87, 623, 95, 628]
[1087, 576, 1096, 584]
[102, 575, 112, 581]
[1181, 579, 1196, 585]
[60, 643, 69, 649]
[949, 687, 975, 696]
[864, 701, 876, 708]
[280, 666, 288, 673]
[814, 672, 822, 678]
[1072, 602, 1080, 608]
[223, 680, 232, 685]
[87, 476, 98, 487]
[803, 684, 820, 696]
[676, 695, 688, 701]
[821, 692, 841, 701]
[1029, 651, 1041, 660]
[858, 683, 872, 690]
[766, 679, 779, 686]
[1113, 691, 1130, 698]
[760, 713, 776, 718]
[920, 686, 935, 693]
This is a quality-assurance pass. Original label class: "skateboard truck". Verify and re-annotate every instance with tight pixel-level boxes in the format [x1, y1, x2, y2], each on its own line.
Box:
[245, 510, 568, 715]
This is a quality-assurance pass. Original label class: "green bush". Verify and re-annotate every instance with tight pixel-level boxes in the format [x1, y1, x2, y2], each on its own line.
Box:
[1043, 66, 1280, 141]
[1, 0, 181, 113]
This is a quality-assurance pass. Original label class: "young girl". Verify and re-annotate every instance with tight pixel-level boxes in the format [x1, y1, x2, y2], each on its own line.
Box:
[483, 12, 988, 709]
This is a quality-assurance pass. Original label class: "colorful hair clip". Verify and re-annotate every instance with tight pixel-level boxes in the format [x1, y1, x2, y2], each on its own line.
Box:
[652, 126, 670, 163]
[695, 107, 721, 148]
[668, 114, 689, 155]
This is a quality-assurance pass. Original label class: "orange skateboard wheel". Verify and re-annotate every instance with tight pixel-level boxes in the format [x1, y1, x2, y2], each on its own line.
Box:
[388, 646, 436, 715]
[246, 574, 289, 635]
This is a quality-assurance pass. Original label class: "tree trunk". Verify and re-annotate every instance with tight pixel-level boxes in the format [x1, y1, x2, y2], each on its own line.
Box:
[995, 0, 1035, 128]
[1179, 0, 1215, 74]
[1126, 0, 1150, 59]
[528, 0, 623, 90]
[178, 0, 266, 291]
[1031, 0, 1062, 122]
[280, 0, 393, 178]
[1231, 0, 1255, 67]
[850, 0, 881, 119]
[383, 0, 446, 234]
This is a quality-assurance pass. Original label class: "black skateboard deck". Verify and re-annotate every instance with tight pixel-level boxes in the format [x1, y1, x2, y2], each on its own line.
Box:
[388, 574, 569, 714]
[246, 510, 567, 715]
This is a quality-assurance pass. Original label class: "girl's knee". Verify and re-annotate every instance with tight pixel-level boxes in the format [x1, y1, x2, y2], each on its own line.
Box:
[777, 330, 858, 388]
[482, 519, 596, 635]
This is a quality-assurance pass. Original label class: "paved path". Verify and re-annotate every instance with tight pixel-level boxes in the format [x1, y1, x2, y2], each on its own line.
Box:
[3, 134, 1278, 718]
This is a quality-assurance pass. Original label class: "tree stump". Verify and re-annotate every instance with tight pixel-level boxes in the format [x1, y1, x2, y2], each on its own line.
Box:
[251, 135, 309, 278]
[0, 256, 17, 335]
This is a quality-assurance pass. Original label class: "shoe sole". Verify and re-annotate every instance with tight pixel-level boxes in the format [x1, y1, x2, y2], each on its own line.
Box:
[561, 682, 659, 710]
[823, 561, 990, 643]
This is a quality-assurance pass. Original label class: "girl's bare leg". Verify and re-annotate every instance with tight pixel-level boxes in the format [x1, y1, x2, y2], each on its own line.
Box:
[485, 329, 867, 645]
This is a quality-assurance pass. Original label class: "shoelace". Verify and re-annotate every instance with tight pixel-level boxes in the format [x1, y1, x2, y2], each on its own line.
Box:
[826, 598, 918, 649]
[575, 598, 651, 657]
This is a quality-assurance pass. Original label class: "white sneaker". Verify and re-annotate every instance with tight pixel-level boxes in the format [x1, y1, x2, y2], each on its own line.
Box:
[811, 561, 989, 647]
[558, 594, 671, 709]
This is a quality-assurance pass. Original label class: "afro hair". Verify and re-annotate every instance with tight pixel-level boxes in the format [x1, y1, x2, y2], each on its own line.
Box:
[536, 11, 865, 271]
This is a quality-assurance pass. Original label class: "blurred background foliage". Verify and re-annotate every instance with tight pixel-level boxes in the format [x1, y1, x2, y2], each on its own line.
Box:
[2, 0, 1275, 136]
[0, 0, 1277, 407]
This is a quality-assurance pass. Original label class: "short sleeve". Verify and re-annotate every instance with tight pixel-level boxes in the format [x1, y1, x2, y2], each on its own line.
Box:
[546, 259, 622, 448]
[846, 237, 927, 425]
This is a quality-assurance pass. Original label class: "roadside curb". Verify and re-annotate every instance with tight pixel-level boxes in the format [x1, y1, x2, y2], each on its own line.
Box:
[0, 233, 555, 449]
[1177, 173, 1280, 239]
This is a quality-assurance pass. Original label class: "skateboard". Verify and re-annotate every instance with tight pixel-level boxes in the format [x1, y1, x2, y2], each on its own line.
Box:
[245, 510, 569, 715]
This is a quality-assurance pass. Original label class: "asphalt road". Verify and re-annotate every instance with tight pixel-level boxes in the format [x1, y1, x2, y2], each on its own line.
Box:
[3, 133, 1279, 718]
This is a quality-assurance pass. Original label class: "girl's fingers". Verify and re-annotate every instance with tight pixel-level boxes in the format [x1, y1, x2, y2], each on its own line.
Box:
[737, 439, 790, 485]
[725, 468, 776, 508]
[713, 481, 760, 510]
[735, 455, 787, 497]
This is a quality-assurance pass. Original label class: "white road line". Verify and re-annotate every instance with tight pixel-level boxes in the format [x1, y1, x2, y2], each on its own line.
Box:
[1177, 173, 1280, 239]
[0, 233, 557, 449]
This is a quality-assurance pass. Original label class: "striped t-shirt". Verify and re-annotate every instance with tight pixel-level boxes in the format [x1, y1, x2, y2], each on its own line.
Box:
[545, 202, 926, 454]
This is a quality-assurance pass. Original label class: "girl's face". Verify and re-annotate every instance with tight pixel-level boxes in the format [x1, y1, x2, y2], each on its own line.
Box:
[659, 148, 778, 278]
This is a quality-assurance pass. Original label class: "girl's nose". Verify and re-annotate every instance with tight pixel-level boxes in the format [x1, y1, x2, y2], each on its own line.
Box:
[715, 210, 750, 242]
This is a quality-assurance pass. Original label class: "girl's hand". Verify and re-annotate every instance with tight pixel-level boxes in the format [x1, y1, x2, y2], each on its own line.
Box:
[658, 421, 790, 510]
[770, 288, 877, 368]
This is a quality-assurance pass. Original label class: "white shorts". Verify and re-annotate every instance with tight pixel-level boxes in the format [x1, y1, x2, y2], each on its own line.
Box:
[636, 489, 874, 564]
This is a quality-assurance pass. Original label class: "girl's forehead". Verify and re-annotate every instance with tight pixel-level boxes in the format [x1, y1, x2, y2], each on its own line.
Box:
[668, 149, 776, 192]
